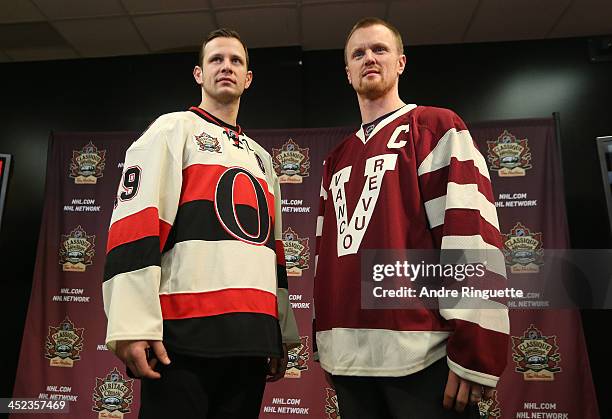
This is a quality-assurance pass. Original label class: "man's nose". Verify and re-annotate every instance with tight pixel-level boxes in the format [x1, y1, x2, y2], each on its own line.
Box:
[221, 58, 233, 72]
[364, 49, 376, 64]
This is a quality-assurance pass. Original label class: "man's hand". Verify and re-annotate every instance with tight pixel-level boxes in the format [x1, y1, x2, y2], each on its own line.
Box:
[267, 344, 288, 382]
[443, 369, 494, 412]
[115, 340, 171, 379]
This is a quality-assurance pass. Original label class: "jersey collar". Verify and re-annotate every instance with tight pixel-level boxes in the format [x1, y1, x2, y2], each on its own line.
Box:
[189, 106, 243, 135]
[356, 104, 417, 144]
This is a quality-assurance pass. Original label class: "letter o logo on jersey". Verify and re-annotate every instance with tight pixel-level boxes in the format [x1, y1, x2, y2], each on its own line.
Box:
[214, 167, 271, 245]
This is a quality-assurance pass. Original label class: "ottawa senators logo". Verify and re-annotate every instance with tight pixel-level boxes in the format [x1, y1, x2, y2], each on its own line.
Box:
[69, 141, 106, 184]
[59, 225, 95, 272]
[194, 131, 222, 153]
[272, 139, 310, 183]
[285, 336, 309, 378]
[45, 316, 84, 368]
[503, 222, 543, 273]
[512, 324, 561, 381]
[487, 130, 532, 177]
[478, 390, 501, 418]
[92, 367, 134, 418]
[282, 227, 310, 277]
[324, 388, 341, 419]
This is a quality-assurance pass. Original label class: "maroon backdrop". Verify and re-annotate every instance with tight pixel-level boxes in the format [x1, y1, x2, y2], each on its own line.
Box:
[12, 118, 599, 418]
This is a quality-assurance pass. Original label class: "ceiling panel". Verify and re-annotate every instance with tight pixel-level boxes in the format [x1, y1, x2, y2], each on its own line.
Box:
[212, 0, 296, 8]
[122, 0, 209, 15]
[302, 2, 386, 50]
[216, 7, 299, 48]
[4, 45, 78, 61]
[134, 12, 215, 52]
[31, 0, 125, 20]
[388, 0, 477, 46]
[301, 0, 369, 3]
[465, 0, 570, 43]
[0, 22, 68, 49]
[550, 0, 612, 38]
[0, 0, 45, 23]
[54, 17, 148, 56]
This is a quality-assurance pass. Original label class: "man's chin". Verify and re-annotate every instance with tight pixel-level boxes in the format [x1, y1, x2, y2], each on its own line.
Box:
[212, 89, 243, 104]
[356, 84, 389, 100]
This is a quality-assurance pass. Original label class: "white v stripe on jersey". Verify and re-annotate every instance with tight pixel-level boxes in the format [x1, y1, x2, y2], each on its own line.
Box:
[356, 104, 417, 144]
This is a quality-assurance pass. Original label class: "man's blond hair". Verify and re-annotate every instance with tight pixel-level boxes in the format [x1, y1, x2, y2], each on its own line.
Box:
[344, 17, 404, 64]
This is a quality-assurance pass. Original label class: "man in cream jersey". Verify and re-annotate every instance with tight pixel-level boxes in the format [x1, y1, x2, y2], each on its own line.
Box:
[103, 28, 299, 419]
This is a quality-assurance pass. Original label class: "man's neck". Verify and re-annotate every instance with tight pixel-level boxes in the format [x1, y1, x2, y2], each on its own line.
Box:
[357, 91, 405, 125]
[198, 96, 240, 127]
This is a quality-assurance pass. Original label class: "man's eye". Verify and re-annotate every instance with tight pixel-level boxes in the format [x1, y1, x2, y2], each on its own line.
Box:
[374, 46, 386, 53]
[353, 51, 364, 58]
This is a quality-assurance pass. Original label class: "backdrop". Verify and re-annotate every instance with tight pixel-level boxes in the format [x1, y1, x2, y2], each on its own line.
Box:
[12, 116, 599, 418]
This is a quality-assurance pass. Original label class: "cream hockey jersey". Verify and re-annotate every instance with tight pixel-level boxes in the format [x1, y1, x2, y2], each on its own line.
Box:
[314, 104, 509, 387]
[103, 106, 299, 358]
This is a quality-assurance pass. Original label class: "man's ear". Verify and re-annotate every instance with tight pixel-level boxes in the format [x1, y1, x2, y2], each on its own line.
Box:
[346, 66, 352, 85]
[193, 66, 203, 85]
[398, 54, 406, 76]
[244, 70, 253, 90]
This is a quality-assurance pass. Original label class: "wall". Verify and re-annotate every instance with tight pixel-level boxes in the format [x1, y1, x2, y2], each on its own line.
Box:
[0, 37, 610, 415]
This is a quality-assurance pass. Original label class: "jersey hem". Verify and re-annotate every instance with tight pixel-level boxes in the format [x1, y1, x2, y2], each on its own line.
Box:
[320, 349, 446, 377]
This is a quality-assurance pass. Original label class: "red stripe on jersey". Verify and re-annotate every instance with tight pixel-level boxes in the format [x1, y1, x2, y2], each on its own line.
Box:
[431, 208, 502, 249]
[419, 158, 494, 204]
[107, 207, 172, 253]
[275, 240, 286, 266]
[181, 164, 274, 220]
[160, 288, 278, 319]
[445, 319, 508, 378]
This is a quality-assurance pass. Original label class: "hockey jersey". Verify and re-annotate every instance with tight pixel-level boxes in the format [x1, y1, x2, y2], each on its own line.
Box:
[313, 104, 509, 387]
[103, 106, 299, 358]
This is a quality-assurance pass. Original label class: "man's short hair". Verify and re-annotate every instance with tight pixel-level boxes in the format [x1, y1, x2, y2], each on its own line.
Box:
[344, 17, 404, 63]
[199, 28, 249, 68]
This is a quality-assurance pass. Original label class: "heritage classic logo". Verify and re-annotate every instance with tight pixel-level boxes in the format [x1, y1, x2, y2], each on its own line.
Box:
[282, 227, 310, 277]
[478, 390, 501, 418]
[285, 336, 309, 378]
[487, 130, 532, 177]
[502, 222, 543, 273]
[92, 367, 134, 418]
[69, 141, 106, 184]
[272, 139, 310, 183]
[512, 324, 562, 381]
[59, 225, 96, 272]
[194, 131, 222, 153]
[45, 317, 84, 367]
[324, 388, 341, 419]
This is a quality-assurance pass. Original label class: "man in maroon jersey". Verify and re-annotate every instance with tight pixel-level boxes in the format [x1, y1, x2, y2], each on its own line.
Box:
[103, 28, 299, 419]
[313, 18, 509, 418]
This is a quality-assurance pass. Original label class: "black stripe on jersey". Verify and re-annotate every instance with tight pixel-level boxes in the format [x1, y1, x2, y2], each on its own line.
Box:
[163, 312, 282, 358]
[277, 264, 288, 289]
[104, 236, 160, 282]
[188, 106, 242, 134]
[163, 200, 276, 252]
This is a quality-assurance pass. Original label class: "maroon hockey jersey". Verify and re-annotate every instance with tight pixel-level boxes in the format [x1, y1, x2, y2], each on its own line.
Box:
[314, 104, 509, 387]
